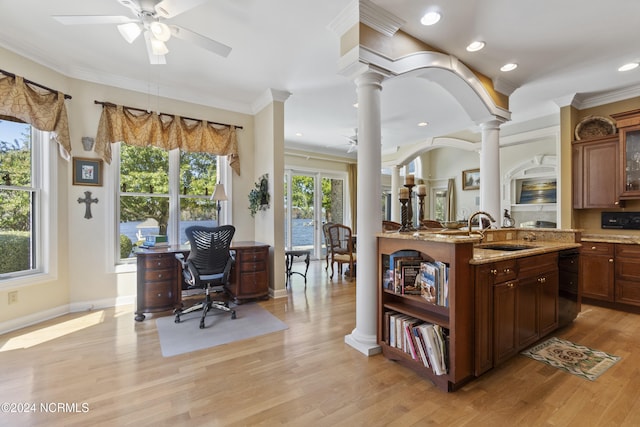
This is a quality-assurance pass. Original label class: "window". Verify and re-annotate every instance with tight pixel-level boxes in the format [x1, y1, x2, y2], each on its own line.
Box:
[0, 118, 53, 280]
[117, 143, 219, 261]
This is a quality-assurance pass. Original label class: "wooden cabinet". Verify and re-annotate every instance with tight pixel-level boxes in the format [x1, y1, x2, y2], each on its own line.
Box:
[476, 253, 559, 369]
[518, 254, 559, 345]
[226, 241, 270, 303]
[580, 242, 614, 301]
[612, 109, 640, 199]
[614, 244, 640, 307]
[377, 236, 474, 392]
[572, 135, 620, 208]
[135, 249, 184, 321]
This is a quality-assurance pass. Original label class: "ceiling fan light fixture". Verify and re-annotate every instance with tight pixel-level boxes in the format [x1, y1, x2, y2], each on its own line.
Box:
[117, 22, 142, 43]
[150, 36, 169, 55]
[150, 21, 171, 42]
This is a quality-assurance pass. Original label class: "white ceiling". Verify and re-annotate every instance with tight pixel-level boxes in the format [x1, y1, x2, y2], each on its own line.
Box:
[1, 0, 640, 158]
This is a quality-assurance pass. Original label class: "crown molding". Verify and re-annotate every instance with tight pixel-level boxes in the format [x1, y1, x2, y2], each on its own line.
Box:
[251, 88, 292, 113]
[359, 0, 405, 37]
[328, 0, 359, 37]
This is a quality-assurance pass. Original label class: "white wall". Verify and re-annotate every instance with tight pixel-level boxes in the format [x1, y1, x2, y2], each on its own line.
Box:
[0, 47, 256, 328]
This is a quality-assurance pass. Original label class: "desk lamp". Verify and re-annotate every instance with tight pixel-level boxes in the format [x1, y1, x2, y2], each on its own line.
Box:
[211, 183, 227, 224]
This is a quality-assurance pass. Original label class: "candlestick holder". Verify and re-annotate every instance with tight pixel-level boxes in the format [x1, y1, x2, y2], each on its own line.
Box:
[399, 198, 411, 232]
[404, 183, 416, 230]
[417, 194, 426, 227]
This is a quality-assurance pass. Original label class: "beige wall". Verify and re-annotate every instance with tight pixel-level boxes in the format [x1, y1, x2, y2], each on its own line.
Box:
[0, 47, 257, 329]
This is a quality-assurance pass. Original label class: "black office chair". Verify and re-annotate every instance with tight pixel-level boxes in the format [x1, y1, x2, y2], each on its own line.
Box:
[174, 225, 236, 329]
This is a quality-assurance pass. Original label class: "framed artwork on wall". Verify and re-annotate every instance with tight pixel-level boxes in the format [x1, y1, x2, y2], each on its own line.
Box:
[462, 168, 480, 190]
[73, 157, 103, 186]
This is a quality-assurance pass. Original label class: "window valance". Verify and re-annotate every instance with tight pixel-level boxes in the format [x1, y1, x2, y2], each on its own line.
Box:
[0, 74, 71, 158]
[95, 103, 240, 175]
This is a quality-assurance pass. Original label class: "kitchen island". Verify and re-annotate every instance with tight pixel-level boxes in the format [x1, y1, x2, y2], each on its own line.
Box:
[377, 228, 581, 391]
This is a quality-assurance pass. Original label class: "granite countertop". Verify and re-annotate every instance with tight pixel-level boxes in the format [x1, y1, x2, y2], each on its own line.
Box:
[581, 233, 640, 244]
[377, 230, 582, 265]
[470, 240, 581, 265]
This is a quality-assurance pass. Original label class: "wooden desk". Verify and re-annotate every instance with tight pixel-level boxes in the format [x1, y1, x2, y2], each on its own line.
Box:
[134, 241, 270, 321]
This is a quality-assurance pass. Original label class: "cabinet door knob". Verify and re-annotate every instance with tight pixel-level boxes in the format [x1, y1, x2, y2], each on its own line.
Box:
[591, 246, 597, 250]
[504, 268, 511, 273]
[609, 259, 614, 263]
[490, 269, 497, 275]
[507, 283, 514, 288]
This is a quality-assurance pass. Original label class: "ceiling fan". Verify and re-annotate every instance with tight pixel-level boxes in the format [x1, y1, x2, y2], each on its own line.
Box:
[345, 128, 358, 153]
[52, 0, 231, 65]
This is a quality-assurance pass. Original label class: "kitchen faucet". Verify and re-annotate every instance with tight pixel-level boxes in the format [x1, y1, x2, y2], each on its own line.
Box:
[468, 211, 496, 240]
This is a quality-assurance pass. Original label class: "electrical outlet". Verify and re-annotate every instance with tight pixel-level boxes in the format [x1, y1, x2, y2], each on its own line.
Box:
[8, 291, 18, 305]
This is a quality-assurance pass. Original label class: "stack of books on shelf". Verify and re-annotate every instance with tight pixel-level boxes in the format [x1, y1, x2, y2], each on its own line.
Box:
[382, 250, 423, 295]
[384, 311, 448, 375]
[418, 260, 449, 307]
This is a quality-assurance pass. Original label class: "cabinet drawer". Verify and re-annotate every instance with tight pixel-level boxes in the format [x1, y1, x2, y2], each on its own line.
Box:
[519, 253, 557, 277]
[143, 267, 175, 282]
[616, 244, 640, 258]
[143, 254, 176, 269]
[493, 260, 517, 282]
[581, 242, 614, 256]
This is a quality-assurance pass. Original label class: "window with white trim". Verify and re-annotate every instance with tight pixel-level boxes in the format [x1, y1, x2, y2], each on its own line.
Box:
[116, 143, 221, 261]
[0, 118, 53, 280]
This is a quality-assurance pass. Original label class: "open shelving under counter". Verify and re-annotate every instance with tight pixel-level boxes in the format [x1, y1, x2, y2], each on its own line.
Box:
[377, 232, 477, 392]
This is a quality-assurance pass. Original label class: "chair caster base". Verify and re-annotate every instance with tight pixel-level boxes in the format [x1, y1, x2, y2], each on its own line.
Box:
[231, 310, 237, 319]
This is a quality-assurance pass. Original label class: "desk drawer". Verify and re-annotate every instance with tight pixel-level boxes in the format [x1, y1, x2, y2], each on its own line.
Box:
[144, 281, 177, 309]
[143, 267, 176, 282]
[143, 254, 176, 269]
[239, 260, 267, 272]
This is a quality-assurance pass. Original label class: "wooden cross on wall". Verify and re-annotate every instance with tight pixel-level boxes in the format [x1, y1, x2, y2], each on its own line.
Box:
[78, 191, 98, 219]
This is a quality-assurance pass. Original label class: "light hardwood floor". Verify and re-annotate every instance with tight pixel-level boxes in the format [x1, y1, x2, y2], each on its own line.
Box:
[1, 260, 640, 426]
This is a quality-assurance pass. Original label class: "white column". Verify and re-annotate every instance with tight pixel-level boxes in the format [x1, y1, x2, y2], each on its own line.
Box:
[479, 119, 503, 223]
[345, 70, 384, 356]
[390, 165, 401, 222]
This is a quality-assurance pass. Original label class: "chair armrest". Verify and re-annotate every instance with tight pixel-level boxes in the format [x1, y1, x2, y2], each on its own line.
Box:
[175, 252, 187, 268]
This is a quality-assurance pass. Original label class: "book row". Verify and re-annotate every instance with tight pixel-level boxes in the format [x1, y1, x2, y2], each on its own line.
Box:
[382, 251, 449, 306]
[383, 311, 449, 376]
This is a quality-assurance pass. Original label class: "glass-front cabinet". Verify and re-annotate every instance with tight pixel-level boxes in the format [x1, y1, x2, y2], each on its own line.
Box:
[613, 109, 640, 200]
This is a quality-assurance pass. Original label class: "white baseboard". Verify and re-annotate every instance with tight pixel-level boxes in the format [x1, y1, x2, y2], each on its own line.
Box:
[0, 295, 135, 335]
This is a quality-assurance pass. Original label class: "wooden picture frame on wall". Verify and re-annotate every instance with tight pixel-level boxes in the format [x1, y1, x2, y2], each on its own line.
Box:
[73, 157, 103, 186]
[462, 168, 480, 190]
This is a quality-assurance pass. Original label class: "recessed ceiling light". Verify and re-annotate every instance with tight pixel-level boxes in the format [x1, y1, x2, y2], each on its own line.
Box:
[466, 41, 485, 52]
[420, 11, 441, 26]
[418, 122, 428, 127]
[295, 132, 303, 137]
[500, 63, 518, 72]
[353, 103, 358, 108]
[619, 62, 639, 72]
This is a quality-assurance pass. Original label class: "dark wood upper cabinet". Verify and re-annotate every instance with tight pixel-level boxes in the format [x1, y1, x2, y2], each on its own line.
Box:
[572, 135, 620, 209]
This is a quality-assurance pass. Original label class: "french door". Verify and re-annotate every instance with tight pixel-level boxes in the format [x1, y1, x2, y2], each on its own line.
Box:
[284, 170, 347, 260]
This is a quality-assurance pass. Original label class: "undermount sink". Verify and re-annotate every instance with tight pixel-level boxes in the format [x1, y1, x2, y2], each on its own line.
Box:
[476, 243, 536, 251]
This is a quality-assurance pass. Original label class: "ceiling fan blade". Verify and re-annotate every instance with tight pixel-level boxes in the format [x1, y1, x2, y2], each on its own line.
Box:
[154, 0, 209, 18]
[347, 144, 356, 154]
[144, 31, 167, 64]
[169, 25, 231, 58]
[52, 15, 134, 25]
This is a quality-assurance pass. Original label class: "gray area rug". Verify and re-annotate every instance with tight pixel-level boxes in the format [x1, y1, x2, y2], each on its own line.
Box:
[156, 303, 288, 357]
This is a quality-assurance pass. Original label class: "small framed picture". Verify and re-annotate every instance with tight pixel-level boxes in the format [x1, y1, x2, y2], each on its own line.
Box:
[462, 168, 480, 190]
[73, 157, 103, 186]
